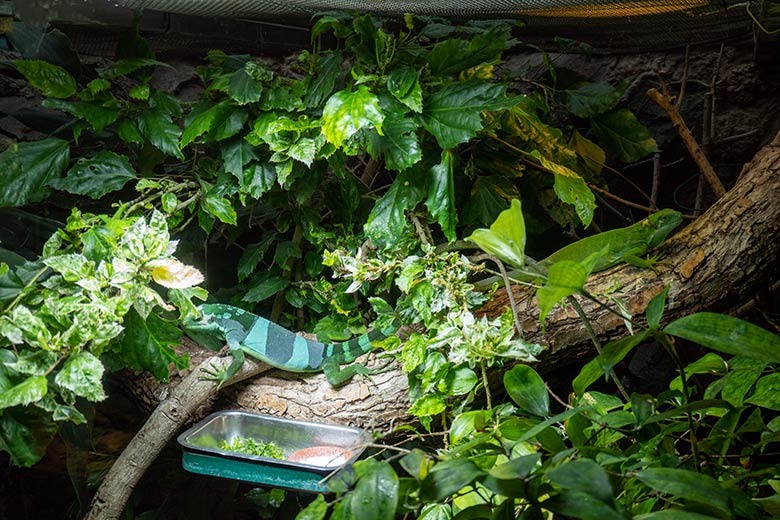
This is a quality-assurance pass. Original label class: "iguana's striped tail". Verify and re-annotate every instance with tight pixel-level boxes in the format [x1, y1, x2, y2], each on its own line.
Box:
[198, 303, 396, 373]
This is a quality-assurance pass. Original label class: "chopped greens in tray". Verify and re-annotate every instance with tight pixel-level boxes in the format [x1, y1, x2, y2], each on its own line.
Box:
[219, 437, 285, 459]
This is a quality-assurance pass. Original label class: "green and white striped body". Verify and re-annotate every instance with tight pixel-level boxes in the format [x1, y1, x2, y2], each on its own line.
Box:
[184, 303, 395, 386]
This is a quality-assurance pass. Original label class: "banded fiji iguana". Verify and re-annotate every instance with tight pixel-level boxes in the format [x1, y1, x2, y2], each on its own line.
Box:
[183, 303, 396, 389]
[479, 209, 684, 287]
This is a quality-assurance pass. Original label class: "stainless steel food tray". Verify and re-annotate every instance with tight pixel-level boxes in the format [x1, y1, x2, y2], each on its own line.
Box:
[177, 410, 368, 492]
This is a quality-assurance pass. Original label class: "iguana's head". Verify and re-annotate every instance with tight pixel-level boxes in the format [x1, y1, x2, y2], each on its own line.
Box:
[646, 209, 683, 247]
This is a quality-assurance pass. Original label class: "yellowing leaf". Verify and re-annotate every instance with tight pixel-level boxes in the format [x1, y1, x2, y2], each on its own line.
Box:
[149, 258, 204, 289]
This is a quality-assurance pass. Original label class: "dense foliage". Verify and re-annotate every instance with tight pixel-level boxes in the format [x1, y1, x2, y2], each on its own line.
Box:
[0, 12, 778, 520]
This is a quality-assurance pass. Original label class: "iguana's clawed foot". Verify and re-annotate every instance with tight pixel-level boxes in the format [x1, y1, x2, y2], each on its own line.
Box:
[199, 361, 231, 389]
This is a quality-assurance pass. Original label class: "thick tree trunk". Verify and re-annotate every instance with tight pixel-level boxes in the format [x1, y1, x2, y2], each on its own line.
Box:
[86, 134, 780, 519]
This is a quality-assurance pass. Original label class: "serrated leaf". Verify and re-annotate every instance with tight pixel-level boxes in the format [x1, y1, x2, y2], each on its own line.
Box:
[202, 195, 237, 225]
[321, 86, 384, 148]
[129, 84, 150, 100]
[243, 162, 277, 198]
[228, 67, 263, 105]
[306, 51, 343, 108]
[367, 113, 422, 172]
[180, 100, 232, 147]
[0, 406, 58, 467]
[42, 98, 120, 131]
[119, 309, 185, 383]
[15, 59, 77, 98]
[591, 109, 657, 163]
[466, 198, 526, 269]
[148, 91, 182, 117]
[288, 137, 318, 166]
[504, 364, 549, 417]
[242, 272, 289, 303]
[425, 150, 457, 242]
[221, 139, 258, 180]
[421, 80, 516, 149]
[364, 168, 426, 249]
[0, 376, 47, 409]
[53, 352, 106, 402]
[137, 110, 184, 159]
[665, 312, 780, 364]
[237, 233, 277, 281]
[117, 118, 144, 144]
[461, 175, 518, 230]
[49, 151, 136, 198]
[0, 138, 70, 207]
[564, 81, 625, 118]
[387, 67, 423, 112]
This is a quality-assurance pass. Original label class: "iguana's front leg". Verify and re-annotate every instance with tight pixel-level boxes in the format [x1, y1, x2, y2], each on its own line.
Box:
[200, 348, 245, 389]
[198, 317, 248, 389]
[321, 356, 373, 387]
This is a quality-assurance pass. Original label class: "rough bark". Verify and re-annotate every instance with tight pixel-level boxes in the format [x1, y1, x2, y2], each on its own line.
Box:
[87, 134, 780, 519]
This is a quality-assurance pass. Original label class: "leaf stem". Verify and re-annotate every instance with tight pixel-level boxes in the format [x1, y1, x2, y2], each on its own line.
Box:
[7, 266, 48, 312]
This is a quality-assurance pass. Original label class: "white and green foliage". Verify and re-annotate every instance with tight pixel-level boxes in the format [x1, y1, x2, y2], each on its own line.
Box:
[0, 210, 204, 466]
[3, 13, 657, 330]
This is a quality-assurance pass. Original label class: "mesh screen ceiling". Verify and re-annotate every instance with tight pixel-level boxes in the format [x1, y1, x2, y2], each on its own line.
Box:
[114, 0, 762, 49]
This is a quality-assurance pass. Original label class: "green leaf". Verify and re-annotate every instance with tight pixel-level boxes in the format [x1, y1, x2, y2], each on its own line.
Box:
[180, 100, 233, 147]
[646, 286, 669, 328]
[408, 394, 446, 418]
[305, 51, 342, 108]
[288, 137, 318, 167]
[243, 162, 277, 198]
[634, 511, 724, 520]
[366, 113, 422, 172]
[542, 490, 624, 520]
[148, 91, 183, 117]
[365, 168, 426, 249]
[553, 173, 596, 227]
[546, 459, 614, 505]
[564, 81, 625, 118]
[202, 195, 237, 225]
[15, 59, 77, 98]
[421, 80, 516, 149]
[221, 139, 258, 180]
[117, 118, 144, 144]
[387, 67, 423, 113]
[536, 261, 590, 323]
[294, 494, 328, 520]
[129, 83, 150, 100]
[426, 150, 457, 242]
[0, 406, 58, 467]
[466, 198, 526, 268]
[49, 151, 136, 198]
[591, 109, 657, 163]
[243, 272, 289, 303]
[53, 352, 106, 402]
[42, 98, 120, 131]
[745, 374, 780, 410]
[119, 310, 185, 383]
[418, 504, 451, 520]
[137, 110, 185, 160]
[237, 234, 277, 282]
[504, 364, 549, 417]
[0, 376, 47, 409]
[635, 468, 735, 515]
[351, 461, 398, 520]
[0, 138, 70, 207]
[420, 458, 485, 501]
[228, 67, 263, 105]
[99, 58, 172, 79]
[664, 312, 780, 364]
[572, 330, 649, 395]
[482, 453, 540, 498]
[321, 86, 384, 148]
